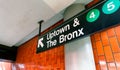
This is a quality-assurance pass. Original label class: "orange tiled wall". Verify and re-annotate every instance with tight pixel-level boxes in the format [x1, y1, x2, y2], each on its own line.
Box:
[86, 0, 99, 8]
[91, 25, 120, 70]
[15, 20, 65, 70]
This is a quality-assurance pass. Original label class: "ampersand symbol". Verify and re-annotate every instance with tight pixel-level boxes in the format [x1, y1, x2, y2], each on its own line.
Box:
[73, 18, 80, 27]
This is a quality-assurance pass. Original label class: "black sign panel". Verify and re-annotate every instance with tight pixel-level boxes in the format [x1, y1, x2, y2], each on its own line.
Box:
[37, 0, 120, 53]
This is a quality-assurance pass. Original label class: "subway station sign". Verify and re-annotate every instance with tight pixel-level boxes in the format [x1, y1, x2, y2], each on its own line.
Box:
[37, 0, 120, 53]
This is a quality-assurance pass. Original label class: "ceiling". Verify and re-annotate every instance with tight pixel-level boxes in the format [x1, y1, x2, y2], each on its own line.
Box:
[0, 0, 92, 47]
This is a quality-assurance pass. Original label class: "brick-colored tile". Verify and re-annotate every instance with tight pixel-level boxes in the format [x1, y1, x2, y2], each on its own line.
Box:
[109, 37, 120, 53]
[115, 25, 120, 44]
[107, 28, 115, 37]
[114, 53, 120, 70]
[99, 56, 108, 70]
[91, 35, 96, 49]
[92, 42, 96, 49]
[94, 33, 101, 41]
[104, 45, 114, 62]
[90, 35, 96, 49]
[93, 49, 99, 64]
[108, 62, 117, 70]
[101, 31, 109, 46]
[91, 35, 95, 42]
[96, 41, 104, 56]
[96, 64, 101, 70]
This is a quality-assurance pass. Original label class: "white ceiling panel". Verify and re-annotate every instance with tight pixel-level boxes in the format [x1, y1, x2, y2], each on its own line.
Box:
[0, 0, 55, 46]
[43, 0, 75, 13]
[0, 0, 92, 47]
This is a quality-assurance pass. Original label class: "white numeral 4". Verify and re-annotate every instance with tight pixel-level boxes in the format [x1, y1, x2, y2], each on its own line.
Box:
[90, 12, 95, 18]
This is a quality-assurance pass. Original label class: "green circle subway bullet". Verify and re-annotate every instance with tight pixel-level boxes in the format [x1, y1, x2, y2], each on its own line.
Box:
[86, 9, 100, 22]
[102, 0, 120, 14]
